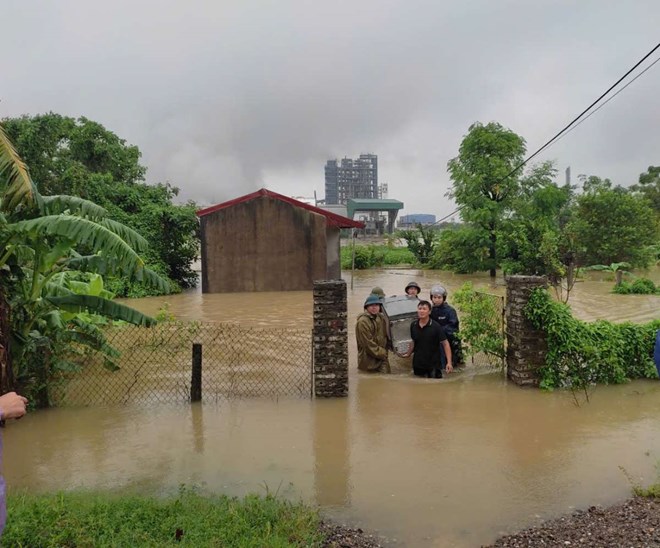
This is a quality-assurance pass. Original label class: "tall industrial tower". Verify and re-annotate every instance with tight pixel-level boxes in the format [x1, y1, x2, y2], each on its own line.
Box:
[324, 154, 378, 205]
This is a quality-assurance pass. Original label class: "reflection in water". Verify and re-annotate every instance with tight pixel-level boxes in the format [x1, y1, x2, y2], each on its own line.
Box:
[313, 399, 350, 507]
[191, 402, 205, 454]
[4, 268, 659, 547]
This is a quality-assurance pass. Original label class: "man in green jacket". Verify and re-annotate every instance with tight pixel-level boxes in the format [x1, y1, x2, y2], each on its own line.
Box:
[356, 294, 391, 373]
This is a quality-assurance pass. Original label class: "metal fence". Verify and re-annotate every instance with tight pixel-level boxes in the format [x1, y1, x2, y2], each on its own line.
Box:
[51, 322, 313, 406]
[456, 291, 506, 369]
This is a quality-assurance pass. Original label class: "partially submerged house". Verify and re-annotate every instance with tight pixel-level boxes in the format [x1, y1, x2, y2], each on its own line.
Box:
[197, 188, 364, 293]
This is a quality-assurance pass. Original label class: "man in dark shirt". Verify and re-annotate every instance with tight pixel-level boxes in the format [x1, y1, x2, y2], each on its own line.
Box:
[400, 300, 453, 378]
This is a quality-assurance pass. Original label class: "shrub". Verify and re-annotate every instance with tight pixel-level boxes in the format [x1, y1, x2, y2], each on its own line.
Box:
[525, 288, 660, 390]
[453, 283, 505, 366]
[612, 277, 658, 295]
[340, 244, 414, 269]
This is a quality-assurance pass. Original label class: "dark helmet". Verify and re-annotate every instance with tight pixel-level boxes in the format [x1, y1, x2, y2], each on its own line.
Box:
[370, 286, 385, 298]
[430, 284, 447, 298]
[364, 294, 382, 308]
[405, 281, 421, 294]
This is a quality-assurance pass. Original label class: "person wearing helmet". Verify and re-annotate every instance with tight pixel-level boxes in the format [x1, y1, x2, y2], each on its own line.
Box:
[430, 285, 464, 367]
[404, 281, 421, 298]
[356, 294, 391, 373]
[370, 286, 386, 299]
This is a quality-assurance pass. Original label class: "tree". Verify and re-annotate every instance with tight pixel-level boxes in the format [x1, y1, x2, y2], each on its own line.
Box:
[1, 122, 167, 404]
[2, 114, 199, 292]
[398, 224, 436, 264]
[429, 225, 491, 273]
[631, 166, 660, 214]
[569, 185, 658, 268]
[447, 122, 526, 278]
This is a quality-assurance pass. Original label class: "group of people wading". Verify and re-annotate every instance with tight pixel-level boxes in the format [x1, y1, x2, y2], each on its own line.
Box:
[355, 281, 464, 378]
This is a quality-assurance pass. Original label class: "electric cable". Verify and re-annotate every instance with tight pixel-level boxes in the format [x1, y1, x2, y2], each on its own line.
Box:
[433, 42, 660, 225]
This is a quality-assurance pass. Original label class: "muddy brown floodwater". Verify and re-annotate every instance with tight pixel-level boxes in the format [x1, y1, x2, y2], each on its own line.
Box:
[4, 269, 660, 547]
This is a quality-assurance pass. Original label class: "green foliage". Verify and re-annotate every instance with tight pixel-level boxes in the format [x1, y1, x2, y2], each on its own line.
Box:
[4, 490, 324, 547]
[524, 288, 660, 390]
[452, 282, 505, 365]
[569, 185, 659, 269]
[612, 278, 659, 295]
[447, 121, 527, 276]
[1, 122, 162, 405]
[428, 225, 490, 272]
[631, 165, 660, 214]
[398, 224, 436, 264]
[2, 113, 199, 294]
[498, 162, 575, 282]
[340, 244, 414, 269]
[633, 464, 660, 498]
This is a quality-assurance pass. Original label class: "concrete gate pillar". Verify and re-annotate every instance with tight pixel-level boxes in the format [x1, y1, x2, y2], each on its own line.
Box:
[505, 275, 549, 386]
[313, 280, 348, 397]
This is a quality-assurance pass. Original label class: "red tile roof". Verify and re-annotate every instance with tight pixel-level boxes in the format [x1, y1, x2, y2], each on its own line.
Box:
[196, 188, 364, 229]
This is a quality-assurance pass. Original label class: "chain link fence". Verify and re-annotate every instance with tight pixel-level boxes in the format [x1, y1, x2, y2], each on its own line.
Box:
[51, 322, 313, 406]
[456, 291, 506, 370]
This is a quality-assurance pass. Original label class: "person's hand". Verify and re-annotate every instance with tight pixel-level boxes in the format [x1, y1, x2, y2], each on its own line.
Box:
[0, 392, 28, 420]
[445, 363, 454, 374]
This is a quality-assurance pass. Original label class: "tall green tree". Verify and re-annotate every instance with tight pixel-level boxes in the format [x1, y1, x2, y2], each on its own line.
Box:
[498, 161, 574, 278]
[569, 184, 658, 268]
[447, 122, 526, 278]
[2, 113, 199, 292]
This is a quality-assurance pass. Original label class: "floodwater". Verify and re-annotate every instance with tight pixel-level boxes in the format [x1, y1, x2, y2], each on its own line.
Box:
[4, 269, 660, 547]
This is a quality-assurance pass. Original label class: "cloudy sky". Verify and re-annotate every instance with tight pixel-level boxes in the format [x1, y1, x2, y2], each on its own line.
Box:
[2, 1, 659, 219]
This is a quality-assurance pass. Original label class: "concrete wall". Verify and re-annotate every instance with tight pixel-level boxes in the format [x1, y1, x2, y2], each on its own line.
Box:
[505, 275, 549, 386]
[201, 196, 328, 293]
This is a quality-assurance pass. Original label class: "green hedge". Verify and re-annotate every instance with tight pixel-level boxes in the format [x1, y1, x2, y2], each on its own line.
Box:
[525, 288, 660, 390]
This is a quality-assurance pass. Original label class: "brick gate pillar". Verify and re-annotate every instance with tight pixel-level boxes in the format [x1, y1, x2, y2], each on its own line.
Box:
[505, 275, 549, 386]
[313, 280, 348, 397]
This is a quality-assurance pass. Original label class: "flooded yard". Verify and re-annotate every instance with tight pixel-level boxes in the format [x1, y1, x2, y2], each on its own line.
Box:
[4, 268, 660, 547]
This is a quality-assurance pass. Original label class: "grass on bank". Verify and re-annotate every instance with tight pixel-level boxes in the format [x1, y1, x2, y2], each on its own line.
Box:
[4, 490, 324, 547]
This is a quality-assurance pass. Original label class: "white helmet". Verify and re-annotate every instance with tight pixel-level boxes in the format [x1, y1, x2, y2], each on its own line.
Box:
[430, 285, 447, 298]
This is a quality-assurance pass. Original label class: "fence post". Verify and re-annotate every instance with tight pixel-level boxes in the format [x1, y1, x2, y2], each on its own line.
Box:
[505, 275, 548, 386]
[313, 280, 348, 397]
[191, 343, 202, 402]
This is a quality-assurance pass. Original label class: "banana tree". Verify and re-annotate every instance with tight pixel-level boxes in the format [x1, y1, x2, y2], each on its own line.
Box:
[1, 122, 167, 402]
[585, 262, 631, 286]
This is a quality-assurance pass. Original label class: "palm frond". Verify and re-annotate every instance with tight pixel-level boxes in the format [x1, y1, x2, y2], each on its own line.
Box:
[12, 215, 146, 274]
[98, 218, 149, 253]
[0, 122, 39, 213]
[133, 267, 172, 293]
[41, 195, 108, 220]
[46, 295, 156, 326]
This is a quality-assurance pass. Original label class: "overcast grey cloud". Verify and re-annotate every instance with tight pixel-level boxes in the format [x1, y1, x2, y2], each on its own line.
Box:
[1, 0, 659, 218]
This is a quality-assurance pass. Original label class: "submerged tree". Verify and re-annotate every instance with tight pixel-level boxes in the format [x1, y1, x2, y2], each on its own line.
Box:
[447, 122, 526, 278]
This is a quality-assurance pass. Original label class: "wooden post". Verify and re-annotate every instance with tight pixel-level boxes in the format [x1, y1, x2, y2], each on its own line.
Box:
[191, 343, 202, 402]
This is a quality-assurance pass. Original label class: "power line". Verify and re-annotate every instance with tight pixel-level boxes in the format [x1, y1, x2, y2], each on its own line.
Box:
[433, 41, 660, 226]
[558, 55, 660, 140]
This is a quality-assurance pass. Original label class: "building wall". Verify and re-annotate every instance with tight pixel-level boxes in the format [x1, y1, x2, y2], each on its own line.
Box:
[201, 196, 328, 293]
[325, 226, 341, 279]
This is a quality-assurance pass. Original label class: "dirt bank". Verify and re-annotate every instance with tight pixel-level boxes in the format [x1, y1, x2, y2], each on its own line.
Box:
[486, 496, 660, 547]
